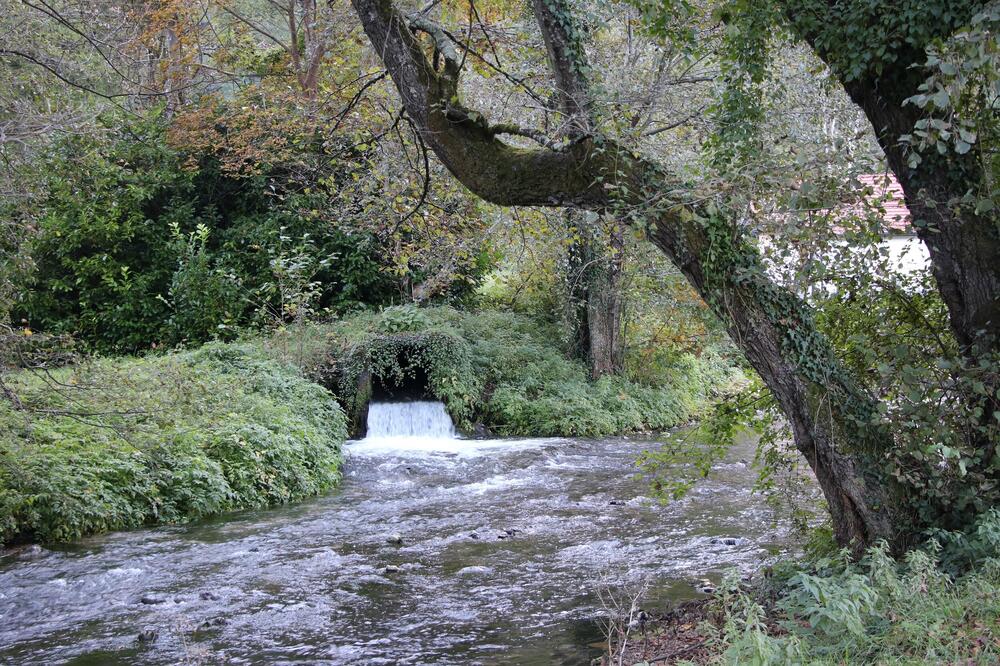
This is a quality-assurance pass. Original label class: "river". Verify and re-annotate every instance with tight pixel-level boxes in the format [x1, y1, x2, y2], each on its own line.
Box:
[0, 401, 795, 664]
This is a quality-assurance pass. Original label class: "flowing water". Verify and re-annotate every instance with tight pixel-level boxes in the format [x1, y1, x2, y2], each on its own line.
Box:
[365, 401, 457, 440]
[0, 401, 797, 665]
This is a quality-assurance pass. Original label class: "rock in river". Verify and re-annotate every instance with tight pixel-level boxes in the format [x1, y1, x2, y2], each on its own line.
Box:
[457, 566, 493, 577]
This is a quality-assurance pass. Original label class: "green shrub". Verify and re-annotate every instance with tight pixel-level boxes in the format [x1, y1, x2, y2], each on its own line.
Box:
[273, 306, 740, 437]
[15, 112, 397, 352]
[19, 115, 189, 351]
[165, 224, 244, 343]
[0, 343, 346, 545]
[375, 304, 432, 333]
[716, 511, 1000, 664]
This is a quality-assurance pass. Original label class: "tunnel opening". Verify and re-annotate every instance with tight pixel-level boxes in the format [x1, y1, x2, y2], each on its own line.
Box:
[347, 342, 441, 438]
[371, 355, 432, 402]
[337, 330, 474, 439]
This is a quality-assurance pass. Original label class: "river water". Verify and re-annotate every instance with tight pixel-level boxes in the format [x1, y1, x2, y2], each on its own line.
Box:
[0, 402, 795, 665]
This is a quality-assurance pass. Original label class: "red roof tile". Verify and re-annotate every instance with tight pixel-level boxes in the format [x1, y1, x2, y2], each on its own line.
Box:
[856, 173, 911, 232]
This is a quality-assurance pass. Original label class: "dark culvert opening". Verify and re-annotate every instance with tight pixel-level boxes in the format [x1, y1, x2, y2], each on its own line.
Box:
[371, 360, 431, 401]
[350, 346, 437, 438]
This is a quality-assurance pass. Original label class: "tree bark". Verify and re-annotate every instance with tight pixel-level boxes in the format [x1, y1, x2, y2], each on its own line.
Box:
[564, 212, 626, 378]
[585, 222, 626, 379]
[350, 0, 900, 554]
[785, 4, 1000, 356]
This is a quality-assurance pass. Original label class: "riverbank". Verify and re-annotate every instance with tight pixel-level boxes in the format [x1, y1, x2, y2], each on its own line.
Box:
[0, 343, 347, 546]
[606, 511, 1000, 664]
[0, 307, 739, 547]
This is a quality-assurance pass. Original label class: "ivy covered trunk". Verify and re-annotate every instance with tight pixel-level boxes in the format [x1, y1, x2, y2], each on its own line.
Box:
[585, 224, 626, 379]
[644, 207, 900, 555]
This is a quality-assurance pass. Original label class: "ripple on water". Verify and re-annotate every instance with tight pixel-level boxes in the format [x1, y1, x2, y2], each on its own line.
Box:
[0, 433, 802, 665]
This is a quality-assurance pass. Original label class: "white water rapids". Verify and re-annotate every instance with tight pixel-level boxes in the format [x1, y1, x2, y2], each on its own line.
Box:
[0, 402, 803, 665]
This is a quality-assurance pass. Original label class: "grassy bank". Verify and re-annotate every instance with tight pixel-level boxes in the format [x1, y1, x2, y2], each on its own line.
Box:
[609, 511, 1000, 664]
[0, 306, 736, 546]
[265, 306, 742, 437]
[0, 343, 346, 546]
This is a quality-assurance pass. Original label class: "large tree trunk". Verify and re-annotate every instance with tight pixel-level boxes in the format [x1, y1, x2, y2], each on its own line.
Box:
[564, 211, 626, 378]
[784, 1, 999, 362]
[788, 7, 1000, 518]
[350, 0, 901, 554]
[644, 208, 899, 553]
[586, 274, 625, 378]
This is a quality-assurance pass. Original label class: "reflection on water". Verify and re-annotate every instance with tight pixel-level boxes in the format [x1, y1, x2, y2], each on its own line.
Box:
[0, 432, 795, 665]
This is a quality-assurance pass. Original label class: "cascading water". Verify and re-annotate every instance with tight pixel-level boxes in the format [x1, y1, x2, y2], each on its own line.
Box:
[364, 400, 456, 440]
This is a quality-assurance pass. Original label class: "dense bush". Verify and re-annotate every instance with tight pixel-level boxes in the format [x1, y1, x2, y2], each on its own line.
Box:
[0, 343, 346, 545]
[715, 511, 1000, 664]
[13, 112, 397, 352]
[266, 306, 741, 437]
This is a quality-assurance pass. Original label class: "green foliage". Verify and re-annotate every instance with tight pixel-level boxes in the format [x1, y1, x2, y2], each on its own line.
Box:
[704, 1, 782, 169]
[900, 4, 1000, 213]
[14, 111, 397, 352]
[0, 343, 346, 545]
[274, 306, 740, 437]
[375, 304, 432, 333]
[784, 0, 983, 82]
[645, 1, 983, 85]
[807, 225, 1000, 532]
[165, 222, 244, 343]
[716, 510, 1000, 664]
[18, 112, 190, 351]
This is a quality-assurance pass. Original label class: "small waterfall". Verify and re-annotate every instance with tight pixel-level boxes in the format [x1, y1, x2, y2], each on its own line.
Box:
[365, 401, 456, 440]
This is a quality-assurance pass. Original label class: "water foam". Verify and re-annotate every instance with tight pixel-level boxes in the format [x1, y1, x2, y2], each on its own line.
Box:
[351, 400, 557, 457]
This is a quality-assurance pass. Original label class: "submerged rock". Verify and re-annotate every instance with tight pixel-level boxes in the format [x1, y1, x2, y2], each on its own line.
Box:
[136, 627, 158, 643]
[694, 578, 716, 594]
[139, 594, 167, 605]
[199, 591, 220, 601]
[7, 544, 45, 560]
[386, 533, 404, 545]
[384, 565, 402, 574]
[709, 537, 744, 546]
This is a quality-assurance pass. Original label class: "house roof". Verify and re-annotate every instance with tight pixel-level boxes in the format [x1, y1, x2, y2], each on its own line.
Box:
[856, 173, 911, 233]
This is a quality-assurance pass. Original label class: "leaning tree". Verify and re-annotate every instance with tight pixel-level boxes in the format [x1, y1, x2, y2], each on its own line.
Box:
[350, 0, 998, 553]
